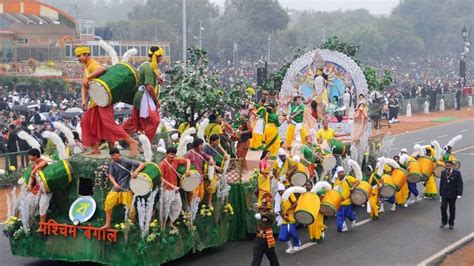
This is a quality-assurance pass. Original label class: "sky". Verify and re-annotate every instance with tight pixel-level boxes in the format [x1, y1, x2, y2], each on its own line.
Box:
[210, 0, 400, 15]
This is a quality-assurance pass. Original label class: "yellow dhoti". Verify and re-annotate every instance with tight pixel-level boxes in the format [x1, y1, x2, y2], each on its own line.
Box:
[286, 123, 307, 148]
[395, 182, 409, 205]
[368, 187, 380, 219]
[264, 123, 280, 158]
[424, 175, 438, 198]
[308, 213, 325, 242]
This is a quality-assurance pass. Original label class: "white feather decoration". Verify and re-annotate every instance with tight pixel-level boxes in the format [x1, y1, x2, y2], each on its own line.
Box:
[157, 139, 166, 154]
[431, 140, 442, 161]
[18, 131, 41, 150]
[177, 136, 194, 157]
[400, 154, 411, 165]
[138, 134, 153, 162]
[53, 122, 75, 146]
[446, 135, 463, 149]
[42, 131, 67, 160]
[122, 48, 138, 63]
[197, 118, 209, 141]
[384, 158, 400, 169]
[282, 186, 307, 201]
[311, 181, 332, 194]
[348, 159, 363, 180]
[413, 144, 425, 156]
[376, 157, 385, 177]
[293, 155, 300, 163]
[98, 40, 119, 65]
[290, 143, 302, 157]
[179, 127, 196, 143]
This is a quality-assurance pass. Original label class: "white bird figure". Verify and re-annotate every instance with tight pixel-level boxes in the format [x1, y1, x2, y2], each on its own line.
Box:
[439, 99, 445, 111]
[98, 40, 119, 65]
[311, 181, 332, 194]
[348, 159, 363, 180]
[282, 186, 307, 201]
[157, 139, 166, 154]
[17, 131, 41, 150]
[122, 48, 138, 63]
[42, 131, 67, 160]
[138, 134, 153, 162]
[445, 135, 463, 151]
[468, 96, 472, 107]
[406, 103, 412, 117]
[53, 122, 75, 146]
[177, 136, 194, 157]
[197, 118, 209, 141]
[424, 101, 429, 114]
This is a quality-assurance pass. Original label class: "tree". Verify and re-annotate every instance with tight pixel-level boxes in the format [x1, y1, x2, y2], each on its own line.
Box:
[320, 36, 361, 63]
[160, 47, 240, 126]
[363, 67, 393, 92]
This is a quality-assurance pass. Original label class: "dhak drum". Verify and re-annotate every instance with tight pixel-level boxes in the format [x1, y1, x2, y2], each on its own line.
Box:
[295, 192, 320, 225]
[328, 139, 347, 156]
[417, 156, 435, 182]
[350, 181, 372, 206]
[130, 162, 161, 196]
[88, 63, 138, 107]
[321, 154, 337, 171]
[407, 161, 423, 183]
[380, 174, 396, 198]
[37, 160, 73, 193]
[20, 164, 34, 187]
[320, 190, 342, 217]
[290, 171, 308, 187]
[391, 168, 408, 191]
[178, 165, 201, 192]
[433, 161, 446, 178]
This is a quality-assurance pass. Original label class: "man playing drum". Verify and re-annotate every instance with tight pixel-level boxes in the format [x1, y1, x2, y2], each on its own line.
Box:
[75, 46, 139, 156]
[25, 148, 50, 224]
[159, 147, 191, 231]
[316, 120, 348, 145]
[122, 46, 164, 143]
[333, 166, 359, 232]
[101, 148, 145, 229]
[272, 148, 298, 186]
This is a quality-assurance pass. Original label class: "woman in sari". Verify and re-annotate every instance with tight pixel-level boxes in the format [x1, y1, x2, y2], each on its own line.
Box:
[264, 105, 281, 158]
[351, 103, 368, 144]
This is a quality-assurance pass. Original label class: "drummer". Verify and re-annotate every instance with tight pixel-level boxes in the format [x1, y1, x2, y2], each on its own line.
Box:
[101, 148, 145, 229]
[301, 135, 320, 182]
[159, 146, 191, 231]
[75, 46, 138, 156]
[400, 148, 420, 205]
[272, 148, 298, 186]
[333, 166, 359, 232]
[277, 187, 301, 253]
[316, 120, 348, 145]
[122, 46, 164, 143]
[363, 166, 382, 220]
[25, 148, 50, 224]
[203, 134, 229, 209]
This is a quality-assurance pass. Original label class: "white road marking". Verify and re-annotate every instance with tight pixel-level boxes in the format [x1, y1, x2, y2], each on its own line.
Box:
[417, 232, 474, 266]
[414, 141, 425, 144]
[459, 129, 470, 133]
[288, 242, 316, 253]
[436, 134, 448, 138]
[453, 146, 474, 154]
[353, 218, 372, 227]
[395, 118, 474, 136]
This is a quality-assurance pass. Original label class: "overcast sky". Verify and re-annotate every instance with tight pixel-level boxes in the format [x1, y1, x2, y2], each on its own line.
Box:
[210, 0, 400, 15]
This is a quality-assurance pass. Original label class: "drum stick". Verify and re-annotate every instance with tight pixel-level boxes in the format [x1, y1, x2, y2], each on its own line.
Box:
[303, 144, 324, 161]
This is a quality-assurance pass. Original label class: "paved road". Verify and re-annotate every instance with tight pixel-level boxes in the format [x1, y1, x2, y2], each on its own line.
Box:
[1, 119, 473, 266]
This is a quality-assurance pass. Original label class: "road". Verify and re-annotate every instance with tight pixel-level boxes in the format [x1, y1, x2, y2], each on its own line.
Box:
[1, 119, 473, 266]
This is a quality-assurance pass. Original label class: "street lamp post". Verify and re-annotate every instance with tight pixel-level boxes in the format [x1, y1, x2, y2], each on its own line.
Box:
[460, 25, 470, 88]
[182, 0, 187, 67]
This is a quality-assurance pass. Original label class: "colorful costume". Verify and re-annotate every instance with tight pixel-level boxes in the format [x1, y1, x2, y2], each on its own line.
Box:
[286, 103, 307, 148]
[278, 193, 301, 247]
[204, 120, 223, 142]
[257, 159, 272, 204]
[364, 173, 381, 219]
[264, 112, 281, 158]
[333, 175, 358, 231]
[250, 105, 266, 150]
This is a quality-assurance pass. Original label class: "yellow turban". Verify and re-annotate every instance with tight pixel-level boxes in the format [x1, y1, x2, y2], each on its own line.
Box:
[149, 46, 164, 77]
[74, 46, 90, 56]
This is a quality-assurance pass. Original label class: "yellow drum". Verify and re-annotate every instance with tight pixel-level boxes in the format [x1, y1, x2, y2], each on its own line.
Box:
[418, 156, 435, 182]
[295, 192, 320, 225]
[391, 168, 408, 191]
[433, 161, 446, 178]
[380, 174, 396, 198]
[350, 181, 372, 206]
[407, 161, 423, 183]
[320, 190, 342, 217]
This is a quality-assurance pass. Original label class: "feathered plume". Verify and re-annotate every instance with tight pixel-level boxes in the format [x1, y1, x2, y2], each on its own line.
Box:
[400, 154, 411, 165]
[311, 181, 332, 194]
[138, 134, 153, 162]
[384, 158, 400, 169]
[122, 48, 138, 63]
[446, 135, 463, 149]
[293, 155, 301, 164]
[157, 139, 166, 154]
[42, 131, 67, 160]
[179, 127, 196, 143]
[197, 118, 209, 141]
[376, 157, 385, 177]
[290, 142, 302, 157]
[53, 122, 75, 146]
[18, 131, 41, 150]
[177, 136, 194, 157]
[413, 144, 425, 156]
[282, 186, 307, 201]
[98, 40, 119, 65]
[348, 159, 363, 180]
[431, 140, 442, 160]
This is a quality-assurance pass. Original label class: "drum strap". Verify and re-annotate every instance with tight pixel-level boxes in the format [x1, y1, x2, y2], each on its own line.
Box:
[264, 132, 279, 150]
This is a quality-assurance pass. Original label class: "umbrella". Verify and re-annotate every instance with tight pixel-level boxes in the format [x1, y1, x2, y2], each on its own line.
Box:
[29, 112, 49, 123]
[64, 107, 84, 118]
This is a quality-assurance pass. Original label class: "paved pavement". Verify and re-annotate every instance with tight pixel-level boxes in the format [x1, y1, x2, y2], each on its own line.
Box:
[1, 119, 473, 266]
